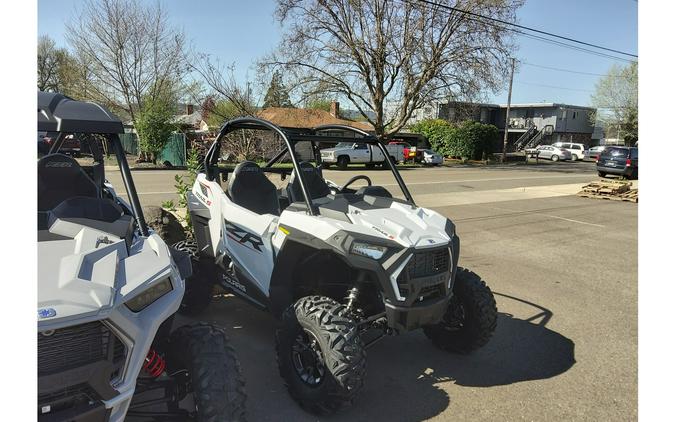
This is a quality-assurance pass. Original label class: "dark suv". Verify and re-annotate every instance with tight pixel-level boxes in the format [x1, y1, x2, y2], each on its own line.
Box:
[597, 146, 638, 179]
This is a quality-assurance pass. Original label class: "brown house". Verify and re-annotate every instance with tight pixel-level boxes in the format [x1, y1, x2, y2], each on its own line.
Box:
[257, 102, 373, 133]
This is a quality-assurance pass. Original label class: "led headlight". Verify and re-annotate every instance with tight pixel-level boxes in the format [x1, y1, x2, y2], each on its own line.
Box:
[351, 241, 388, 260]
[126, 278, 173, 312]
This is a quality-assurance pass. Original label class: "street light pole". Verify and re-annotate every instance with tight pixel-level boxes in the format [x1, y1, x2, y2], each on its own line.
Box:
[502, 58, 516, 163]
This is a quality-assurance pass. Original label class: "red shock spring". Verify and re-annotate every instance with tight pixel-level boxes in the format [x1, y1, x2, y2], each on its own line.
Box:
[143, 349, 166, 377]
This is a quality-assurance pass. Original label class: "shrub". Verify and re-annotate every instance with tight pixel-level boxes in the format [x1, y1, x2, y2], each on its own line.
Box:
[409, 119, 499, 160]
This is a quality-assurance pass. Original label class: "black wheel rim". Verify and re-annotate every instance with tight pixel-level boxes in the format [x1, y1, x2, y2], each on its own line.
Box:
[291, 329, 326, 386]
[443, 295, 466, 331]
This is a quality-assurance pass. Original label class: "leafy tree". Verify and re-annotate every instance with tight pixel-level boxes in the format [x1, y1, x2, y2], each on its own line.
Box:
[263, 70, 293, 108]
[266, 0, 522, 137]
[136, 91, 176, 163]
[409, 119, 454, 155]
[591, 62, 638, 144]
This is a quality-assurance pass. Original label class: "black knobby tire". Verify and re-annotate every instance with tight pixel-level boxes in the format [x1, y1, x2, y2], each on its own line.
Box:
[168, 323, 247, 422]
[423, 268, 497, 354]
[172, 240, 215, 316]
[276, 296, 366, 415]
[337, 156, 349, 170]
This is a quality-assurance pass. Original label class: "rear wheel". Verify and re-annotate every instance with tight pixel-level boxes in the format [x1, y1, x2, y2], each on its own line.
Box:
[167, 323, 246, 421]
[276, 296, 366, 415]
[598, 171, 606, 178]
[424, 268, 497, 354]
[337, 156, 349, 170]
[551, 154, 559, 162]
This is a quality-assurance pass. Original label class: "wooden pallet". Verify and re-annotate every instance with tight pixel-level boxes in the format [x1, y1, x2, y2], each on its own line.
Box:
[579, 180, 632, 195]
[577, 189, 638, 203]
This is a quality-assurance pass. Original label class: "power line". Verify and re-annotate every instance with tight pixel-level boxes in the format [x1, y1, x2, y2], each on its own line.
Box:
[521, 61, 629, 78]
[414, 0, 638, 58]
[515, 81, 594, 93]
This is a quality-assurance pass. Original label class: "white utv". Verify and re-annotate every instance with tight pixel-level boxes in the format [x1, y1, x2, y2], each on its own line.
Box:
[183, 118, 497, 415]
[37, 92, 246, 422]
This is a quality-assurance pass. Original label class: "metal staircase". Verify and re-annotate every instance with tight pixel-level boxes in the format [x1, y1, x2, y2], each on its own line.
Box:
[514, 125, 538, 151]
[522, 129, 545, 150]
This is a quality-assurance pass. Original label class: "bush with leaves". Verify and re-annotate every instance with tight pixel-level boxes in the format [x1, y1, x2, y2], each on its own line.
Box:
[410, 119, 498, 160]
[172, 146, 202, 231]
[136, 95, 176, 163]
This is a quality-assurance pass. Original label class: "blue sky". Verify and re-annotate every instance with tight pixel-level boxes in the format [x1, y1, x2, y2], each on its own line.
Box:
[38, 0, 637, 107]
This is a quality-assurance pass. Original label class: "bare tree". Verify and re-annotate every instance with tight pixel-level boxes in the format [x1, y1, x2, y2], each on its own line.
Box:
[38, 35, 64, 92]
[265, 0, 522, 137]
[591, 62, 638, 143]
[66, 0, 186, 124]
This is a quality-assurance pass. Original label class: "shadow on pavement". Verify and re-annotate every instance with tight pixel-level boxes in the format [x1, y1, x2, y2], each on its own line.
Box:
[178, 290, 575, 422]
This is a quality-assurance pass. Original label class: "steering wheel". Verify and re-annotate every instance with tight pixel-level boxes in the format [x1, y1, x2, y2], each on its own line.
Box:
[339, 175, 372, 193]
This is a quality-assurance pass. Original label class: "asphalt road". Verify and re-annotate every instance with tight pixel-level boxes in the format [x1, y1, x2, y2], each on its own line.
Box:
[107, 160, 602, 208]
[118, 162, 636, 421]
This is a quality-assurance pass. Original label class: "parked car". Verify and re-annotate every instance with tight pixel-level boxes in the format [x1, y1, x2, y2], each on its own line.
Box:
[421, 149, 444, 165]
[388, 141, 417, 162]
[597, 146, 638, 179]
[586, 145, 607, 161]
[552, 142, 586, 161]
[321, 141, 405, 169]
[536, 145, 572, 161]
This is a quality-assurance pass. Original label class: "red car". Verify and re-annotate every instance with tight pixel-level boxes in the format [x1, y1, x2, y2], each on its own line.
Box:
[388, 141, 417, 162]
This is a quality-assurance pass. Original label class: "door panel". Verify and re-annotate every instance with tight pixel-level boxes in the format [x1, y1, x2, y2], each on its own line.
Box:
[222, 198, 277, 295]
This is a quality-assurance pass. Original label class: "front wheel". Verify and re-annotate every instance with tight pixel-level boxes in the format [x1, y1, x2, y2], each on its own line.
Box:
[276, 296, 366, 415]
[598, 171, 606, 178]
[551, 154, 559, 162]
[337, 156, 349, 170]
[167, 323, 246, 421]
[424, 268, 497, 354]
[572, 154, 578, 161]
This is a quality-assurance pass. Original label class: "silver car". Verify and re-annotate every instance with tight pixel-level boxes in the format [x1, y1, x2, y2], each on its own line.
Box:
[536, 145, 572, 161]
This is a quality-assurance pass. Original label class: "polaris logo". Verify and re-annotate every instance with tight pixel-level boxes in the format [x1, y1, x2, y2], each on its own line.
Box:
[45, 162, 72, 168]
[38, 308, 56, 319]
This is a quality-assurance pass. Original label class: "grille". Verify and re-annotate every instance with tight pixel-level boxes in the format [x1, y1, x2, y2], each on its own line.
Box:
[399, 248, 449, 280]
[38, 321, 126, 378]
[38, 383, 99, 414]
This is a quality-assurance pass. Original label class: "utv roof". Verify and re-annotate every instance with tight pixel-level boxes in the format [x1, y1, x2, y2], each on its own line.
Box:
[38, 91, 124, 134]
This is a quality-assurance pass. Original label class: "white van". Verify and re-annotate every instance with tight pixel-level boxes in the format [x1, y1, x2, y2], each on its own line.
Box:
[552, 142, 586, 161]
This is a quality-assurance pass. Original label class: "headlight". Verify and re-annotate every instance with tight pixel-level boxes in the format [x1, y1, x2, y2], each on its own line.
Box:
[444, 220, 456, 238]
[126, 278, 173, 312]
[351, 241, 388, 260]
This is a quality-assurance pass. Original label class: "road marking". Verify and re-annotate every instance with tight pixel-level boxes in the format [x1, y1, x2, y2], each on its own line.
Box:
[483, 204, 605, 228]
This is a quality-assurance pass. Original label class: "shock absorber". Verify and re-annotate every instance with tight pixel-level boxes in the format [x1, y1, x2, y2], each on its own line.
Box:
[143, 349, 166, 378]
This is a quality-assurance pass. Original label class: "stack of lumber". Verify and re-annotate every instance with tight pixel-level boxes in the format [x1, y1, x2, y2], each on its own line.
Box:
[577, 180, 638, 203]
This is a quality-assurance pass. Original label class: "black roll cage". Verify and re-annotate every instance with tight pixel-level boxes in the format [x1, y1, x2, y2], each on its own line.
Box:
[204, 117, 416, 215]
[38, 92, 149, 236]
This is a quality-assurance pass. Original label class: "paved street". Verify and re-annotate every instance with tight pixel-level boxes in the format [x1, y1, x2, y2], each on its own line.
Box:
[121, 162, 636, 421]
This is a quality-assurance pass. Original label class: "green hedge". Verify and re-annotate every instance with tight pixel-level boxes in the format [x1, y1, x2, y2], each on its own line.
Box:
[409, 119, 499, 160]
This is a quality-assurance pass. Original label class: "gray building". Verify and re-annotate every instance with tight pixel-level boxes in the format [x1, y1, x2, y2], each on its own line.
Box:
[430, 101, 597, 150]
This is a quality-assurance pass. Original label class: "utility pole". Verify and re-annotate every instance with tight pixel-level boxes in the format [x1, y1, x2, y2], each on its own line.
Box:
[502, 58, 515, 163]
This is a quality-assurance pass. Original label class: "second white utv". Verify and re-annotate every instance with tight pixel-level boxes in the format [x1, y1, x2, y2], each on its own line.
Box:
[183, 118, 497, 415]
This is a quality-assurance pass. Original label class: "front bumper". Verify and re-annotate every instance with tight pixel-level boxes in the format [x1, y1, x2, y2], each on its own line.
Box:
[385, 294, 450, 332]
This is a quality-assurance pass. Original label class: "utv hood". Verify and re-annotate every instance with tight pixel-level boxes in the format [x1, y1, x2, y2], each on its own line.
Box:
[38, 220, 175, 328]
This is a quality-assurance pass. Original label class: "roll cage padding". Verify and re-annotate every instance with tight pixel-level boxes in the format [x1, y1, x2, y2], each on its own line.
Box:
[287, 162, 331, 203]
[37, 154, 100, 211]
[228, 161, 280, 216]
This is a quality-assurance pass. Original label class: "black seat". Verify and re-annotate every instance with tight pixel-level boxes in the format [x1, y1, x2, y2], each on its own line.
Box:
[287, 162, 331, 203]
[38, 154, 100, 211]
[228, 161, 280, 215]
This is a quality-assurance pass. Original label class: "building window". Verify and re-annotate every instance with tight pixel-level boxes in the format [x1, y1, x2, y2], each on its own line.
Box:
[572, 111, 577, 119]
[562, 110, 567, 119]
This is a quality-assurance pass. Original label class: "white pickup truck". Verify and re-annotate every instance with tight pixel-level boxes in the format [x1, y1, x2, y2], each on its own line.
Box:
[320, 141, 405, 169]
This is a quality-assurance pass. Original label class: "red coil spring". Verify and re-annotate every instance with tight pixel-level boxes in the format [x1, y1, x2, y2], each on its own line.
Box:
[143, 349, 166, 378]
